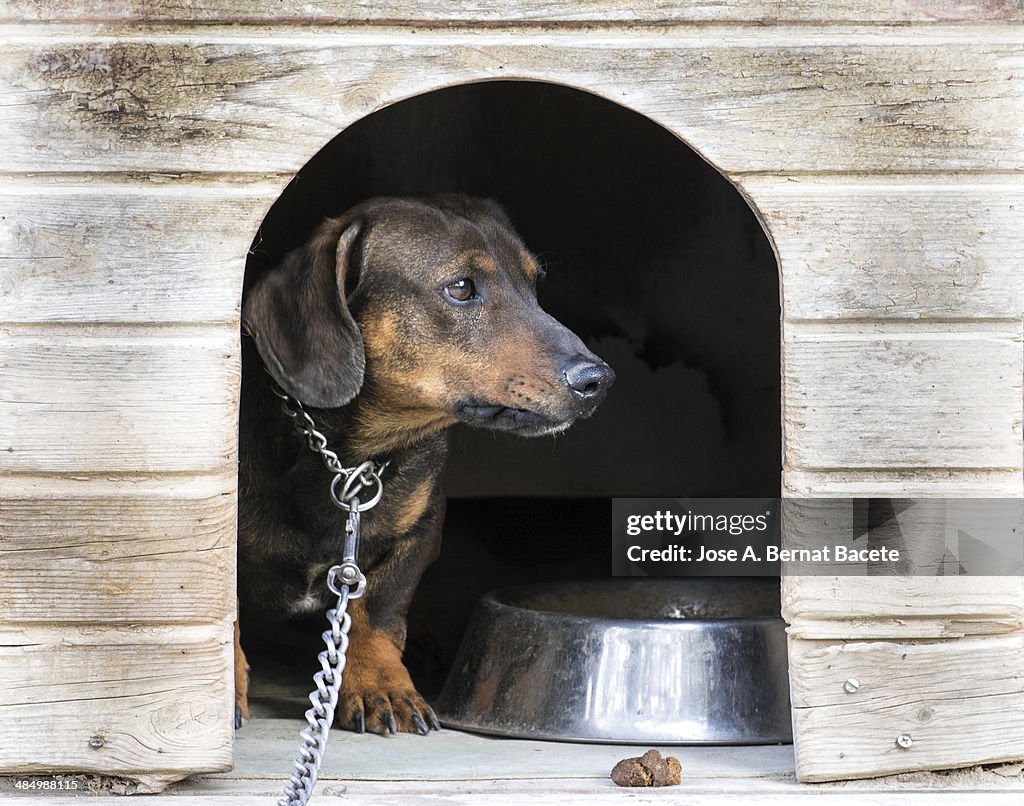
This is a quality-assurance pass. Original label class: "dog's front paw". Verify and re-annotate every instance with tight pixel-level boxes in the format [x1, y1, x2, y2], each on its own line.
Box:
[337, 679, 441, 736]
[336, 630, 440, 735]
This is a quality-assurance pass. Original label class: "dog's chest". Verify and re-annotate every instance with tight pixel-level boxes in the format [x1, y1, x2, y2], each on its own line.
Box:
[283, 497, 412, 615]
[289, 562, 335, 615]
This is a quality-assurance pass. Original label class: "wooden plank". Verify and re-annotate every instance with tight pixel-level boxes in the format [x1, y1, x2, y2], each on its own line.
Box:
[781, 498, 1024, 638]
[781, 496, 1023, 577]
[784, 468, 1023, 497]
[1, 33, 1021, 174]
[737, 177, 1024, 321]
[3, 1, 1022, 24]
[238, 733, 795, 784]
[152, 742, 1024, 793]
[783, 323, 1023, 471]
[26, 177, 1024, 327]
[782, 577, 1024, 638]
[0, 623, 233, 782]
[789, 634, 1024, 781]
[0, 328, 239, 473]
[0, 474, 235, 624]
[0, 180, 282, 324]
[12, 791, 1024, 806]
[8, 739, 1023, 800]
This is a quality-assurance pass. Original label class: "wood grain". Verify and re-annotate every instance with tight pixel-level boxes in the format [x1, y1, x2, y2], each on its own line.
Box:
[783, 323, 1023, 471]
[789, 634, 1024, 781]
[1, 33, 1021, 174]
[0, 474, 236, 624]
[0, 179, 282, 324]
[0, 623, 233, 779]
[1, 10, 1022, 787]
[783, 467, 1023, 497]
[0, 328, 240, 473]
[738, 176, 1024, 321]
[783, 577, 1024, 638]
[782, 497, 1023, 571]
[9, 177, 1023, 328]
[4, 1, 1022, 24]
[781, 496, 1024, 637]
[10, 789, 1024, 805]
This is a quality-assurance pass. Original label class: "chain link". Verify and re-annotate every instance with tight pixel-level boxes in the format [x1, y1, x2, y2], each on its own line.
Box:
[270, 383, 345, 475]
[270, 382, 387, 806]
[270, 382, 389, 510]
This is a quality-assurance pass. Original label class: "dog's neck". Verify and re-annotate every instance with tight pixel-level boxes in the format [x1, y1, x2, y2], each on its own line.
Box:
[243, 339, 453, 474]
[346, 388, 457, 458]
[261, 382, 449, 473]
[314, 384, 456, 461]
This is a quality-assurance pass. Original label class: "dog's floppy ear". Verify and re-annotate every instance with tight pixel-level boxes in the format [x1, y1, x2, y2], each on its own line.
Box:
[242, 218, 366, 409]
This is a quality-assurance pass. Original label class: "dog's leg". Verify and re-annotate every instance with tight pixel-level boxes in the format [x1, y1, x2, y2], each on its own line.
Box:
[234, 616, 251, 728]
[336, 502, 444, 735]
[337, 599, 440, 735]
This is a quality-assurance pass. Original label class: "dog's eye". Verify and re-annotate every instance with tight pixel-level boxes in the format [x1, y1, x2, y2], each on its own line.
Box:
[445, 278, 477, 303]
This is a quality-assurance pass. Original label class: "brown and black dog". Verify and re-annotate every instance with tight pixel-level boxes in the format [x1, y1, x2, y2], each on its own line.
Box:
[236, 194, 613, 734]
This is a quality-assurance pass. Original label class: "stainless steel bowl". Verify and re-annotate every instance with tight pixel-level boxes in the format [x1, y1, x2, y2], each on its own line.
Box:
[435, 578, 791, 744]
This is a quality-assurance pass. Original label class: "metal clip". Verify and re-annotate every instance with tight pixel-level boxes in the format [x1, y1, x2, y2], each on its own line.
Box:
[326, 510, 367, 599]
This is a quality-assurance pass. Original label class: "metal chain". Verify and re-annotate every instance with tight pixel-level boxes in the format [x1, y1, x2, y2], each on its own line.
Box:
[270, 382, 387, 806]
[270, 382, 389, 510]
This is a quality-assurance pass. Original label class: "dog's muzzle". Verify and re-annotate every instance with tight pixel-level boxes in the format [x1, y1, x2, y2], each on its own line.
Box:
[456, 354, 614, 435]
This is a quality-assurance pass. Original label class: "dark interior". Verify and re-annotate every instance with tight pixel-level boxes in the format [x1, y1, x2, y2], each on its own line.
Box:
[241, 81, 781, 699]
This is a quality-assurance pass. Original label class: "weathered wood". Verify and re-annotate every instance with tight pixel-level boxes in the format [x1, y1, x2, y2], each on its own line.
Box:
[0, 474, 235, 624]
[4, 1, 1022, 24]
[0, 179, 282, 324]
[0, 328, 239, 473]
[789, 634, 1024, 781]
[782, 497, 1022, 568]
[2, 33, 1022, 174]
[8, 177, 1024, 328]
[784, 468, 1023, 497]
[0, 623, 233, 780]
[9, 732, 1022, 801]
[738, 177, 1024, 322]
[0, 9, 1020, 790]
[10, 790, 1024, 806]
[781, 496, 1024, 637]
[783, 577, 1024, 638]
[784, 323, 1023, 471]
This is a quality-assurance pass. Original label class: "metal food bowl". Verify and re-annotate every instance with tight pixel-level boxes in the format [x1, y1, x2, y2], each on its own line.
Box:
[435, 578, 791, 744]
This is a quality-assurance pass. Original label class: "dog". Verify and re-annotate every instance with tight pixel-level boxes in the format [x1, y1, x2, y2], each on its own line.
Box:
[236, 194, 614, 734]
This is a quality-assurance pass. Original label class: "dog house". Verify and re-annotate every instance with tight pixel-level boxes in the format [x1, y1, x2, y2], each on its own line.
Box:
[2, 0, 1023, 793]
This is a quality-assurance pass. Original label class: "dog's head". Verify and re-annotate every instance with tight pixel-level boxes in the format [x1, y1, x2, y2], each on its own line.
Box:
[243, 195, 613, 451]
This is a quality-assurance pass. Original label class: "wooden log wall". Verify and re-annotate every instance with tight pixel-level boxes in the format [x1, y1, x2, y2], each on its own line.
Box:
[0, 0, 1022, 786]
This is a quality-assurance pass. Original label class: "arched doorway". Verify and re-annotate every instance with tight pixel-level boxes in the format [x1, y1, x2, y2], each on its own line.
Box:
[241, 79, 780, 702]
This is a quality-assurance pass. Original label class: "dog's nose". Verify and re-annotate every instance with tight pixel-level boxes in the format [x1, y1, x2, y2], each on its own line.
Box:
[562, 357, 615, 404]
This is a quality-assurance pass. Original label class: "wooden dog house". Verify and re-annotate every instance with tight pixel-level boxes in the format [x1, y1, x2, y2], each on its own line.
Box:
[2, 0, 1023, 791]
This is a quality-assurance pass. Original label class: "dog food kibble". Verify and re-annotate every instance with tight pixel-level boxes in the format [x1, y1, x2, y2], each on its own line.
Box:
[610, 749, 682, 787]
